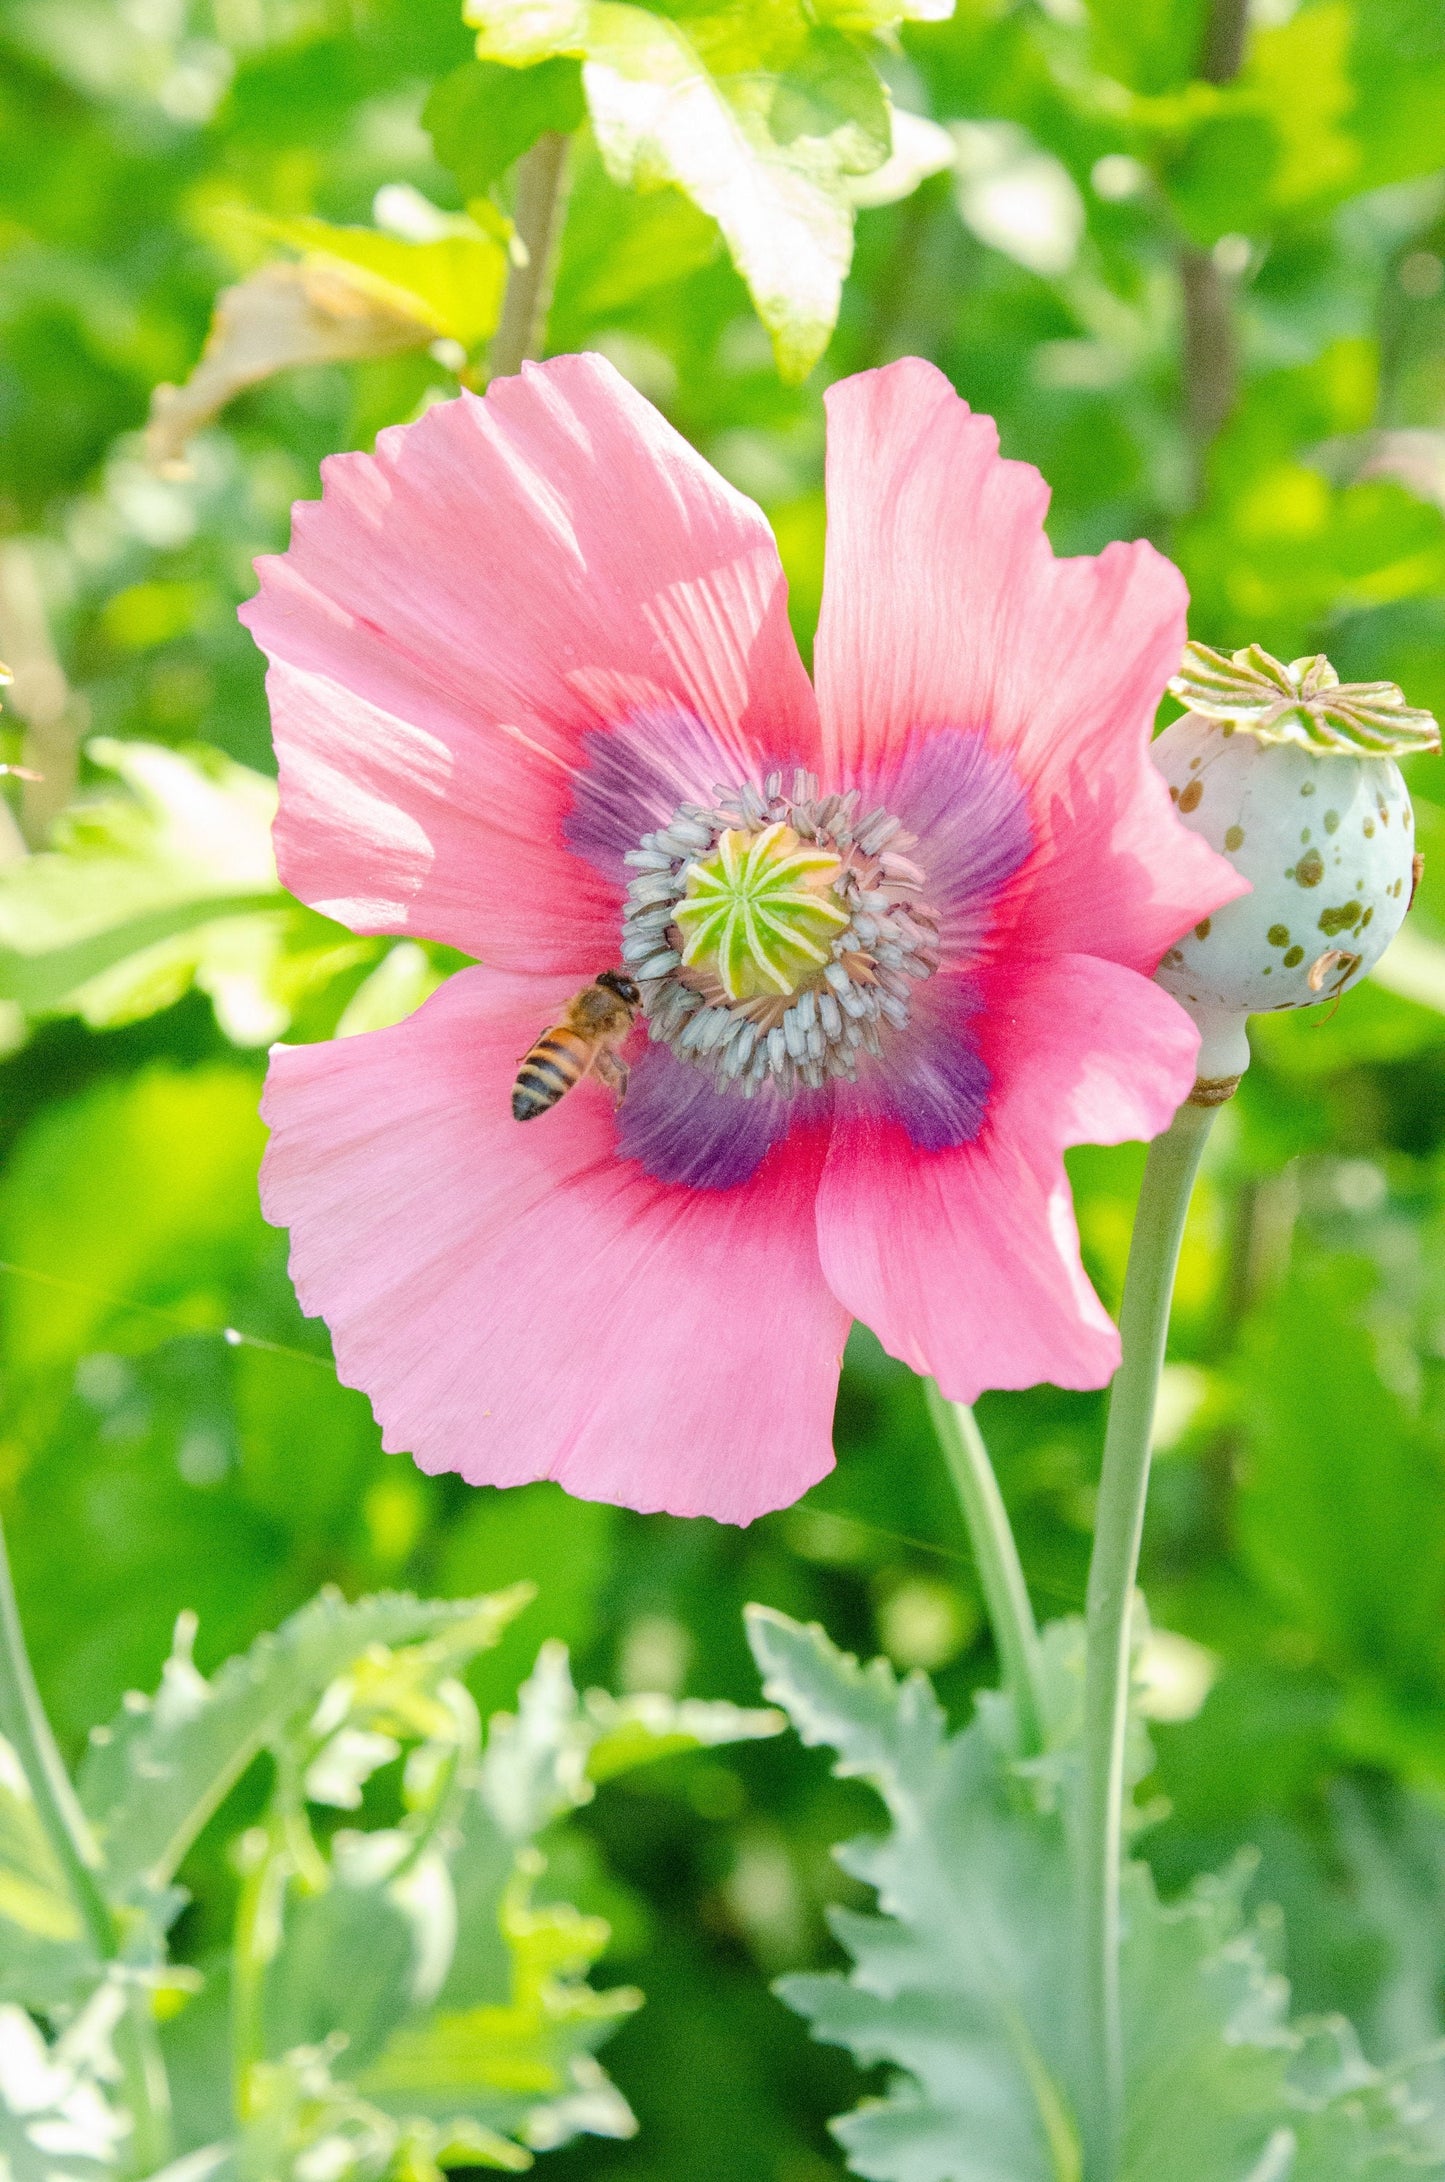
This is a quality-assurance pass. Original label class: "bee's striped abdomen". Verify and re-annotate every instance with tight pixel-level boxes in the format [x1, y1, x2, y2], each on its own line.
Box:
[511, 1029, 589, 1120]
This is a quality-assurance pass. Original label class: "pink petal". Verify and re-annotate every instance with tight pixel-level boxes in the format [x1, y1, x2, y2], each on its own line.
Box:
[261, 968, 848, 1524]
[242, 354, 819, 967]
[815, 955, 1200, 1400]
[812, 360, 1244, 974]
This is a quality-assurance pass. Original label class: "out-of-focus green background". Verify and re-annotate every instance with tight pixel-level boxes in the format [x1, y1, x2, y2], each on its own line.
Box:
[3, 1, 1445, 2174]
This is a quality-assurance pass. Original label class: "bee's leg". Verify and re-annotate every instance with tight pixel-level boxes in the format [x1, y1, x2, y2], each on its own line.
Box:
[594, 1050, 629, 1106]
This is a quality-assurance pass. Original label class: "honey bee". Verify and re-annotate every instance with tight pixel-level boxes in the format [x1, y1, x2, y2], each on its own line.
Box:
[511, 971, 642, 1121]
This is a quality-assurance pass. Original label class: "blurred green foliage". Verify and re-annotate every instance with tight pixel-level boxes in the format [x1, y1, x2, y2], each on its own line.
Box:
[2, 0, 1445, 2174]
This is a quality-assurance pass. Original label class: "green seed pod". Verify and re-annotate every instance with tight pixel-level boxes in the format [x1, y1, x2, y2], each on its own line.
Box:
[1153, 644, 1439, 1092]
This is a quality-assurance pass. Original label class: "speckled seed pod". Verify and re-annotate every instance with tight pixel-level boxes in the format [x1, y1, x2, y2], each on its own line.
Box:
[1152, 644, 1439, 1092]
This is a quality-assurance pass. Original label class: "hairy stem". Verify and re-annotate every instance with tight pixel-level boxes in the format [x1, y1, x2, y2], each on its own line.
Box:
[1079, 1097, 1217, 2176]
[488, 132, 572, 380]
[0, 1508, 172, 2173]
[926, 1385, 1046, 1756]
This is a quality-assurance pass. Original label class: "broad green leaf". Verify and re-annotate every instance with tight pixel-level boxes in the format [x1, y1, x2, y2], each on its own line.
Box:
[253, 214, 508, 351]
[746, 1607, 1442, 2182]
[464, 0, 931, 380]
[79, 1589, 530, 1910]
[426, 58, 587, 197]
[0, 1735, 99, 2009]
[0, 740, 366, 1045]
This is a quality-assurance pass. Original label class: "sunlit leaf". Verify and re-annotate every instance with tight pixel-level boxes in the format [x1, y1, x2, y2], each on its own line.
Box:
[359, 1861, 640, 2153]
[463, 0, 943, 380]
[0, 740, 367, 1044]
[747, 1607, 1443, 2181]
[253, 213, 508, 352]
[79, 1589, 530, 1913]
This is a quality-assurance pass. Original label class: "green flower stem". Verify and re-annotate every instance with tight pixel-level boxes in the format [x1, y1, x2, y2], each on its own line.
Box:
[115, 1993, 174, 2178]
[0, 1505, 172, 2175]
[926, 1384, 1046, 1757]
[488, 131, 572, 380]
[1080, 1096, 1217, 2177]
[231, 1817, 291, 2122]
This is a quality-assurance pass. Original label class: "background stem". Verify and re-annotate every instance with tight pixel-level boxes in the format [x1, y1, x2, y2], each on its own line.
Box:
[1079, 1098, 1217, 2177]
[1180, 0, 1250, 494]
[926, 1385, 1047, 1756]
[488, 132, 572, 380]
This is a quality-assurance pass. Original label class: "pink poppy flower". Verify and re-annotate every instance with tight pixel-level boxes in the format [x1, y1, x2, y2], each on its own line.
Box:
[246, 355, 1240, 1525]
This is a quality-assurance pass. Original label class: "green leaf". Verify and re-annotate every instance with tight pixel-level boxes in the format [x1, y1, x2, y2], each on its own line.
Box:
[583, 1688, 787, 1783]
[426, 58, 587, 197]
[253, 213, 508, 350]
[79, 1588, 531, 1911]
[0, 1735, 100, 2009]
[261, 1632, 693, 2166]
[463, 0, 923, 380]
[1086, 0, 1209, 95]
[478, 1639, 782, 1842]
[0, 740, 366, 1045]
[359, 1856, 640, 2153]
[184, 2039, 534, 2182]
[264, 1834, 467, 2078]
[745, 1607, 1443, 2182]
